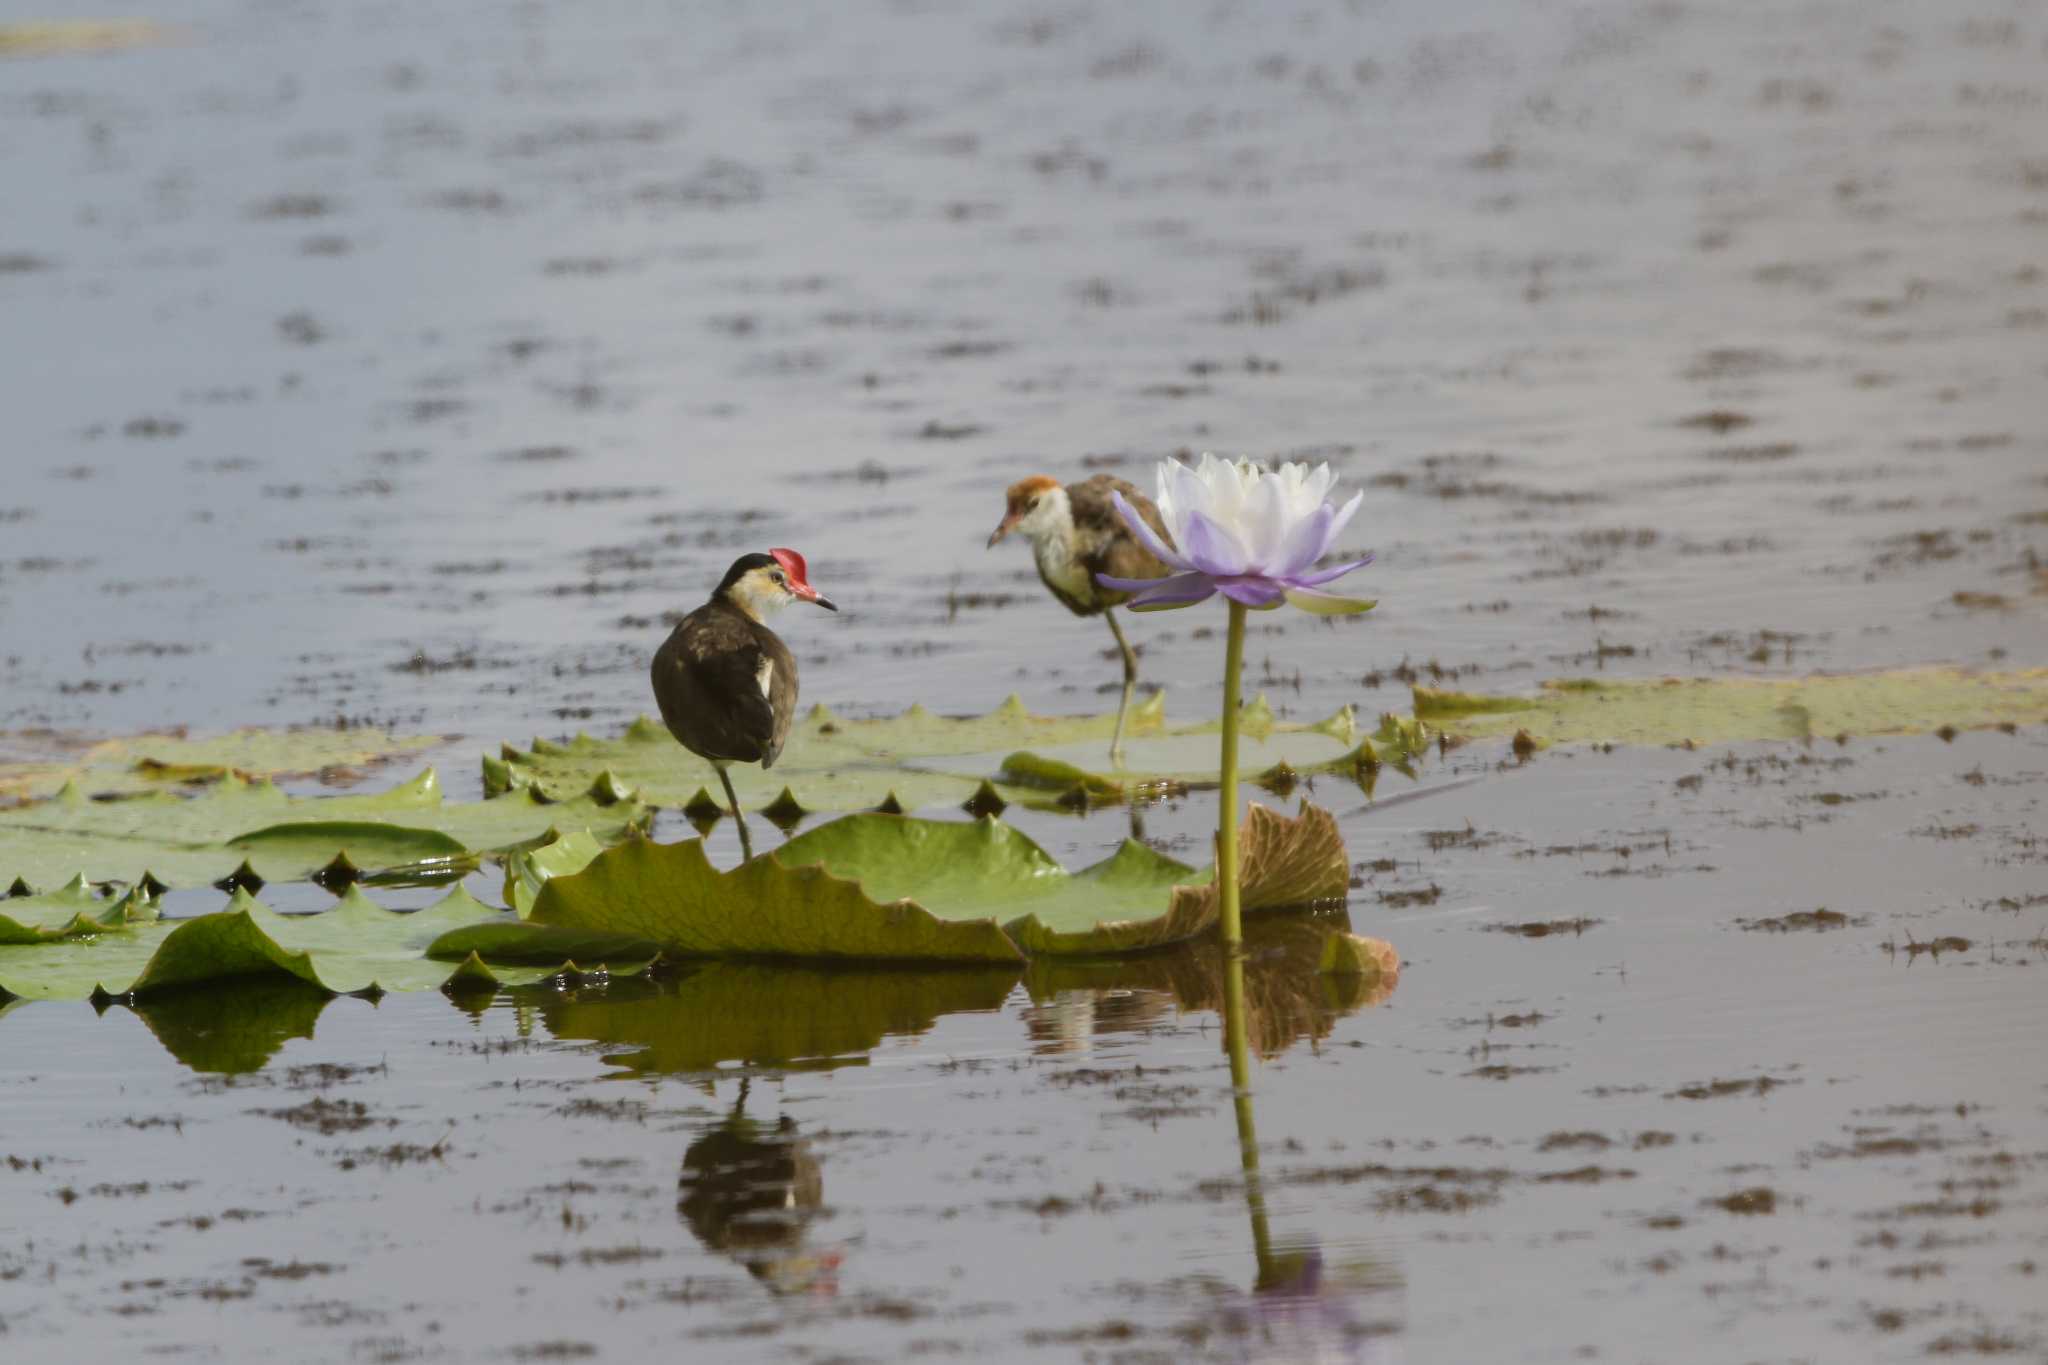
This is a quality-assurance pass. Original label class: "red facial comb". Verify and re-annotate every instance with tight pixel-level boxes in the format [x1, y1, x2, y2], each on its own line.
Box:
[769, 548, 810, 585]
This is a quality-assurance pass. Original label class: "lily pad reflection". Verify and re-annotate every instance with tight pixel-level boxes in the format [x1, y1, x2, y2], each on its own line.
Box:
[1024, 911, 1392, 1059]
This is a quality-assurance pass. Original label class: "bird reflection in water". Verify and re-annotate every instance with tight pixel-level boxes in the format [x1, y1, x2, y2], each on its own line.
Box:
[677, 1078, 840, 1297]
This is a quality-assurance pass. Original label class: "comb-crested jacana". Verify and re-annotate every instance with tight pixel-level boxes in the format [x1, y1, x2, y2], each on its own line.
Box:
[986, 473, 1175, 766]
[651, 548, 836, 860]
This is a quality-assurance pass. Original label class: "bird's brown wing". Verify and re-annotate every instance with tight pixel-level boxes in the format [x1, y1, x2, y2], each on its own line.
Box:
[1069, 473, 1175, 586]
[652, 604, 778, 765]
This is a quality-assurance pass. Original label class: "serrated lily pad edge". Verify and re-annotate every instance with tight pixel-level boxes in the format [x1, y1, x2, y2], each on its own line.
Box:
[502, 800, 1349, 965]
[0, 884, 657, 1004]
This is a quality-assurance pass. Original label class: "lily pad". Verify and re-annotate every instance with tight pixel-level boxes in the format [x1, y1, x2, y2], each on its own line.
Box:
[502, 828, 609, 916]
[774, 815, 1207, 955]
[0, 768, 648, 891]
[525, 835, 1025, 965]
[0, 886, 655, 1002]
[484, 694, 1374, 815]
[0, 878, 155, 944]
[1416, 667, 2048, 748]
[493, 801, 1348, 964]
[0, 725, 442, 804]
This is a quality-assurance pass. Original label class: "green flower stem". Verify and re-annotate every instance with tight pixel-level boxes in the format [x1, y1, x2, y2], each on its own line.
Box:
[1224, 950, 1275, 1282]
[1217, 599, 1247, 948]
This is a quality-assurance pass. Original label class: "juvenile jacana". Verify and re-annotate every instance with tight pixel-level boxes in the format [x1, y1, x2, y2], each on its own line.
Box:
[652, 548, 836, 860]
[987, 473, 1175, 766]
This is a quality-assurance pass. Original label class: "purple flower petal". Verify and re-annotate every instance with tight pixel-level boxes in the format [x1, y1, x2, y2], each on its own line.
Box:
[1109, 490, 1190, 572]
[1216, 576, 1287, 608]
[1287, 552, 1374, 587]
[1095, 572, 1167, 593]
[1118, 571, 1217, 611]
[1182, 509, 1252, 576]
[1269, 502, 1334, 577]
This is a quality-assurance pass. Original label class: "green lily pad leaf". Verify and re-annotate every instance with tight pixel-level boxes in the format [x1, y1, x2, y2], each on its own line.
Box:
[0, 767, 648, 891]
[0, 725, 442, 804]
[502, 828, 609, 917]
[530, 835, 1025, 964]
[227, 822, 469, 883]
[994, 726, 1374, 801]
[426, 920, 661, 967]
[487, 694, 1366, 814]
[1415, 667, 2048, 747]
[0, 878, 157, 944]
[1354, 712, 1431, 771]
[534, 963, 1024, 1075]
[0, 885, 655, 1002]
[507, 802, 1350, 965]
[772, 814, 1210, 956]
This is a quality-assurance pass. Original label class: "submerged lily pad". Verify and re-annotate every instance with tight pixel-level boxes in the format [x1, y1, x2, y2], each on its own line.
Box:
[0, 768, 648, 892]
[0, 725, 442, 804]
[1416, 667, 2048, 748]
[0, 886, 655, 1002]
[484, 694, 1374, 814]
[487, 801, 1348, 964]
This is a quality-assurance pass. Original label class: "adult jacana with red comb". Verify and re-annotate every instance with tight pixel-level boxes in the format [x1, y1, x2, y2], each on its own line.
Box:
[652, 548, 836, 860]
[987, 473, 1175, 766]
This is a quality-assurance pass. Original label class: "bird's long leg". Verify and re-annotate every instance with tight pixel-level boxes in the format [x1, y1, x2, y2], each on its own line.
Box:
[715, 763, 754, 862]
[1103, 607, 1139, 769]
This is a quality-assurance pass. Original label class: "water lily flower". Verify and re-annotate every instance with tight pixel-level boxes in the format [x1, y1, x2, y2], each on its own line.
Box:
[1097, 453, 1375, 615]
[1097, 453, 1376, 949]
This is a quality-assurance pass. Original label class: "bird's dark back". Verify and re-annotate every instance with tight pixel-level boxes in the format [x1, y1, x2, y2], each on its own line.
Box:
[652, 599, 799, 767]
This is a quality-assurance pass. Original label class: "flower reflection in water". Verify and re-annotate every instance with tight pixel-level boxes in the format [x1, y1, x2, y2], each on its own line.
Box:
[676, 1077, 841, 1298]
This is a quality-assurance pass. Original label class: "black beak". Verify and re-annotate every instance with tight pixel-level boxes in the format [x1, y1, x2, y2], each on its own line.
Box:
[811, 595, 838, 612]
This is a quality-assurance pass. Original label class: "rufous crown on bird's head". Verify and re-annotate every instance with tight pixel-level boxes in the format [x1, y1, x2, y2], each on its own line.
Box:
[988, 476, 1066, 547]
[1003, 475, 1061, 515]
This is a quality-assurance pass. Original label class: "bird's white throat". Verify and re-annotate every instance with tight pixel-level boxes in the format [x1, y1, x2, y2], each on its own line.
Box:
[1016, 487, 1092, 601]
[726, 574, 792, 624]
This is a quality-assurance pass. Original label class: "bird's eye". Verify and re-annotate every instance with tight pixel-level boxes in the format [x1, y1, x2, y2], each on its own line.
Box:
[770, 571, 786, 586]
[1028, 498, 1040, 511]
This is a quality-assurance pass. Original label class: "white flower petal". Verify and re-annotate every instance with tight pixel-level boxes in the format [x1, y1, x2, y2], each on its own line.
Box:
[1246, 467, 1292, 569]
[1323, 488, 1363, 546]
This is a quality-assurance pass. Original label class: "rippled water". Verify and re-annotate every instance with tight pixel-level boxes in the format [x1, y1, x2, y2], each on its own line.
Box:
[3, 0, 2046, 1360]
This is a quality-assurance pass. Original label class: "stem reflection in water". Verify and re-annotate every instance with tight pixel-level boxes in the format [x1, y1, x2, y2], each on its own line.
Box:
[1217, 935, 1406, 1358]
[1223, 949, 1278, 1284]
